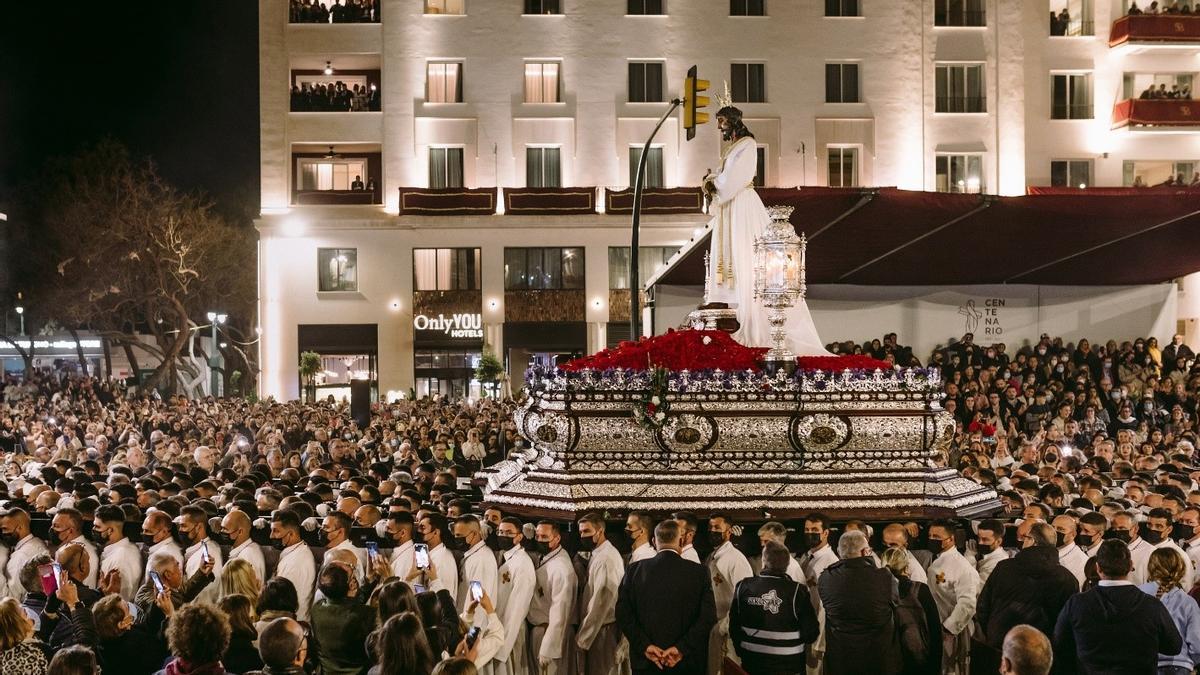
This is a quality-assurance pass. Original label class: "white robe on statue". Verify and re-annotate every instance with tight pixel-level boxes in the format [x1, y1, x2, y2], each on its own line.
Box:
[705, 135, 830, 356]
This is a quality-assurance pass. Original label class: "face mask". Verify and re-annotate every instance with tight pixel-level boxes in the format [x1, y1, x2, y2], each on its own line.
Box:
[1075, 533, 1094, 548]
[1105, 529, 1131, 544]
[577, 535, 596, 553]
[270, 535, 286, 550]
[1055, 531, 1067, 547]
[975, 542, 993, 557]
[534, 541, 552, 556]
[804, 533, 822, 549]
[1038, 349, 1047, 355]
[1172, 524, 1193, 541]
[707, 530, 727, 548]
[453, 535, 469, 551]
[412, 530, 425, 545]
[1141, 529, 1164, 545]
[497, 535, 516, 551]
[343, 434, 353, 441]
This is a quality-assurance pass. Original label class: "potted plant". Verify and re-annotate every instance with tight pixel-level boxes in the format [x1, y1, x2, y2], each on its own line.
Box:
[475, 346, 504, 398]
[299, 351, 322, 403]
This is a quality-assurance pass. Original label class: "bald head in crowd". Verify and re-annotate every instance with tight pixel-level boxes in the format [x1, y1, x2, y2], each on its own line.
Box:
[1001, 625, 1052, 675]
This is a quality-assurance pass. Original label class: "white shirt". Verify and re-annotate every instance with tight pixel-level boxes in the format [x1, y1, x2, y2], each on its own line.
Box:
[68, 534, 99, 589]
[429, 542, 459, 606]
[785, 556, 806, 584]
[976, 547, 1011, 590]
[799, 544, 839, 655]
[184, 537, 224, 603]
[707, 541, 753, 628]
[144, 538, 183, 580]
[1058, 543, 1088, 590]
[527, 546, 578, 661]
[229, 538, 267, 584]
[1186, 538, 1200, 574]
[458, 540, 499, 615]
[323, 538, 367, 580]
[495, 545, 536, 663]
[461, 440, 486, 461]
[904, 549, 929, 585]
[1155, 538, 1194, 591]
[681, 543, 701, 564]
[5, 534, 48, 599]
[1128, 537, 1154, 585]
[277, 541, 316, 620]
[389, 540, 415, 581]
[928, 547, 980, 636]
[629, 541, 656, 565]
[101, 538, 143, 601]
[576, 540, 625, 651]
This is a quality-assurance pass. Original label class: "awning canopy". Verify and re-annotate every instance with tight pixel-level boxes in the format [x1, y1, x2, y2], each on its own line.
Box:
[646, 187, 1200, 288]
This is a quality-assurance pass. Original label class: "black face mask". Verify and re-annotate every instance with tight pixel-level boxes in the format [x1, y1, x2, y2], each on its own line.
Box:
[1105, 529, 1131, 544]
[1075, 533, 1094, 549]
[173, 529, 192, 548]
[453, 535, 469, 551]
[707, 531, 727, 548]
[804, 533, 822, 549]
[534, 541, 552, 556]
[1173, 524, 1195, 542]
[576, 536, 596, 553]
[270, 536, 286, 550]
[975, 542, 993, 557]
[496, 535, 516, 551]
[1055, 531, 1067, 548]
[411, 530, 425, 545]
[927, 538, 946, 555]
[1141, 529, 1164, 545]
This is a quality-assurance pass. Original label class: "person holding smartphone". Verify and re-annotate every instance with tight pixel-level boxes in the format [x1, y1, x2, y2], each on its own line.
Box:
[453, 587, 507, 669]
[452, 516, 498, 615]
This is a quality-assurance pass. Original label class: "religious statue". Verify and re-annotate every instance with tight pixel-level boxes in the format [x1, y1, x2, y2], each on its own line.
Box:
[701, 92, 830, 356]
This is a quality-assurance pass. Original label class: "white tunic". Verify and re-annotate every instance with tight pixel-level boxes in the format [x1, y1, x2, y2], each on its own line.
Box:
[905, 549, 929, 585]
[527, 546, 577, 662]
[1058, 543, 1088, 589]
[799, 544, 839, 655]
[1128, 537, 1154, 585]
[628, 542, 656, 565]
[458, 541, 500, 615]
[5, 534, 48, 599]
[390, 540, 415, 581]
[229, 538, 267, 584]
[101, 538, 143, 601]
[429, 542, 459, 606]
[323, 539, 367, 580]
[144, 538, 183, 580]
[928, 548, 980, 636]
[495, 546, 536, 670]
[184, 537, 224, 603]
[681, 544, 701, 564]
[975, 547, 1010, 590]
[576, 540, 624, 649]
[67, 534, 100, 589]
[1187, 539, 1200, 574]
[707, 541, 753, 624]
[277, 541, 316, 620]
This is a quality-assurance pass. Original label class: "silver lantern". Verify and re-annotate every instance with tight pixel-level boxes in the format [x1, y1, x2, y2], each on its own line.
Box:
[753, 205, 806, 366]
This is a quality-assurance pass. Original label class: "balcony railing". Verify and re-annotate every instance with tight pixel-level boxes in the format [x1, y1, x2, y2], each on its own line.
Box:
[1051, 104, 1094, 120]
[1112, 98, 1200, 129]
[289, 0, 380, 23]
[935, 96, 987, 113]
[1110, 14, 1200, 47]
[294, 189, 380, 205]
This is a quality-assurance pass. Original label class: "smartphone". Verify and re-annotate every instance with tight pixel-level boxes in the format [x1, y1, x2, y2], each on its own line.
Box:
[413, 583, 427, 594]
[469, 580, 483, 602]
[365, 541, 379, 560]
[38, 564, 58, 595]
[414, 543, 430, 570]
[149, 571, 165, 594]
[465, 625, 482, 649]
[201, 543, 211, 564]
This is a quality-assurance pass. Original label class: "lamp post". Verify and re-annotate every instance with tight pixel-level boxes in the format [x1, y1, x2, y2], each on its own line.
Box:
[753, 206, 806, 374]
[206, 311, 227, 397]
[13, 305, 23, 336]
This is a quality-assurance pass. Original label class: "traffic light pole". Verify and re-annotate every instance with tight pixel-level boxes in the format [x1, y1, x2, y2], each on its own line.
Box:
[629, 97, 682, 342]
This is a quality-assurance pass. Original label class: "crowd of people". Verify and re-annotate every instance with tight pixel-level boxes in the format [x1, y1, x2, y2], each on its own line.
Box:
[1129, 0, 1200, 15]
[0, 328, 1196, 674]
[1138, 83, 1194, 100]
[289, 0, 379, 23]
[290, 83, 381, 113]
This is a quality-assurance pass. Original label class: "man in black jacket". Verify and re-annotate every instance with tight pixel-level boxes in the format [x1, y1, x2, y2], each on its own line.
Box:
[817, 530, 903, 674]
[616, 519, 716, 675]
[730, 540, 818, 675]
[974, 520, 1077, 674]
[1053, 539, 1181, 674]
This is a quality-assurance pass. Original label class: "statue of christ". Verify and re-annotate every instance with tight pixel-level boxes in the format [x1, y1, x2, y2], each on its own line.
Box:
[702, 104, 830, 356]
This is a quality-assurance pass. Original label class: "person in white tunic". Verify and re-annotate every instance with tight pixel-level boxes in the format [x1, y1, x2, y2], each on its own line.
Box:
[574, 513, 626, 675]
[673, 512, 702, 564]
[526, 521, 577, 675]
[141, 510, 183, 580]
[1053, 515, 1089, 589]
[93, 505, 142, 601]
[50, 509, 98, 588]
[1, 509, 49, 599]
[321, 512, 366, 580]
[625, 512, 656, 565]
[1146, 508, 1195, 591]
[271, 510, 316, 620]
[755, 522, 806, 583]
[223, 510, 266, 584]
[706, 514, 753, 675]
[1114, 512, 1154, 584]
[495, 517, 535, 675]
[454, 516, 499, 615]
[420, 513, 460, 606]
[927, 520, 980, 675]
[701, 103, 829, 356]
[798, 514, 839, 675]
[974, 520, 1010, 590]
[180, 505, 224, 604]
[1178, 506, 1200, 571]
[882, 523, 929, 585]
[384, 512, 417, 581]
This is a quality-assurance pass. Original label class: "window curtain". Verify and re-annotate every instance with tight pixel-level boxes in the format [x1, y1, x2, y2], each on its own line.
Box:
[414, 249, 438, 291]
[542, 64, 559, 102]
[430, 149, 447, 188]
[645, 63, 662, 101]
[428, 64, 445, 102]
[629, 63, 646, 102]
[436, 248, 453, 290]
[446, 148, 464, 187]
[301, 163, 319, 190]
[526, 63, 558, 103]
[609, 247, 631, 289]
[447, 63, 461, 103]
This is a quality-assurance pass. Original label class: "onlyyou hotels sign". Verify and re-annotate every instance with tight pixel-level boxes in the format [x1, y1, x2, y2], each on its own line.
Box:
[413, 312, 483, 341]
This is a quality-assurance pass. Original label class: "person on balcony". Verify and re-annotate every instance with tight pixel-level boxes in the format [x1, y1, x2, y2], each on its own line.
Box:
[1129, 1, 1144, 14]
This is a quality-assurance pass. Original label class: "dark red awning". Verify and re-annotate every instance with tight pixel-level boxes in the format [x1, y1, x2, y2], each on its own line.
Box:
[1109, 14, 1200, 47]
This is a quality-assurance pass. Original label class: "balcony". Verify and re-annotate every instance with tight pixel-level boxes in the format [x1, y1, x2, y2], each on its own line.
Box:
[1110, 14, 1200, 50]
[1112, 98, 1200, 131]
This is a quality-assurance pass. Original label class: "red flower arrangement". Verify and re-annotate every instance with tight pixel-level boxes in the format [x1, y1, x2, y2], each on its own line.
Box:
[968, 420, 997, 436]
[560, 329, 892, 373]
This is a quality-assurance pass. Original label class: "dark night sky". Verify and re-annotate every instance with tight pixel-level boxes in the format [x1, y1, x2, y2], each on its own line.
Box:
[0, 2, 259, 222]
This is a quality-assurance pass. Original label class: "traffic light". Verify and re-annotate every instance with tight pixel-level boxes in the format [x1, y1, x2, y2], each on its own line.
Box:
[683, 65, 709, 141]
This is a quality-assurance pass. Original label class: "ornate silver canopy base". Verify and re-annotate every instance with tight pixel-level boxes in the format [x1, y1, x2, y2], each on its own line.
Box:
[479, 367, 1000, 522]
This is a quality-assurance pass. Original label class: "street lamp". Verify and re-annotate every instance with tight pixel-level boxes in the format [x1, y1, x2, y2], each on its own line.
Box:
[207, 311, 227, 397]
[13, 305, 23, 336]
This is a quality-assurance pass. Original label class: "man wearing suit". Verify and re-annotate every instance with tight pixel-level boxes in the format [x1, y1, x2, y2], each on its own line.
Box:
[617, 519, 717, 675]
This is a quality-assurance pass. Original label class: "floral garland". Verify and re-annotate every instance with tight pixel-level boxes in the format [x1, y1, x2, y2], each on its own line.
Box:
[633, 366, 671, 430]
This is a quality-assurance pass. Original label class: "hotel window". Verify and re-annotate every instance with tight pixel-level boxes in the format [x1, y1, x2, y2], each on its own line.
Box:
[428, 147, 464, 189]
[524, 62, 560, 103]
[828, 147, 859, 187]
[524, 0, 560, 14]
[1049, 0, 1093, 36]
[609, 247, 675, 289]
[730, 0, 765, 16]
[755, 146, 767, 187]
[504, 247, 585, 290]
[297, 158, 367, 191]
[825, 0, 859, 16]
[825, 63, 860, 103]
[934, 0, 985, 26]
[414, 248, 481, 291]
[731, 63, 767, 103]
[935, 64, 986, 112]
[936, 154, 984, 193]
[318, 248, 358, 292]
[526, 147, 562, 187]
[629, 146, 664, 188]
[1051, 160, 1092, 188]
[1051, 73, 1093, 119]
[627, 0, 663, 14]
[426, 63, 463, 103]
[628, 62, 665, 102]
[1123, 160, 1196, 187]
[424, 0, 465, 14]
